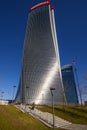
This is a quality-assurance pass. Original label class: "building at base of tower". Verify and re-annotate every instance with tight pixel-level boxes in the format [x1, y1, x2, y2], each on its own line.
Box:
[15, 1, 66, 105]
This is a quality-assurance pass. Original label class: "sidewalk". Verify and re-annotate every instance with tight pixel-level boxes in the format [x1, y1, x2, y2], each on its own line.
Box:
[15, 105, 87, 130]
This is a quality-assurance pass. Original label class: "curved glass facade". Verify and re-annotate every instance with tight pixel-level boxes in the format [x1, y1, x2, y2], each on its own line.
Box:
[61, 64, 79, 104]
[15, 1, 65, 105]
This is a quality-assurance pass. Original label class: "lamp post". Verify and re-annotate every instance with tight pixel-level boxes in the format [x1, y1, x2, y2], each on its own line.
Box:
[42, 93, 44, 105]
[0, 90, 1, 100]
[72, 59, 82, 106]
[12, 86, 16, 103]
[50, 87, 55, 130]
[1, 91, 4, 100]
[26, 86, 29, 104]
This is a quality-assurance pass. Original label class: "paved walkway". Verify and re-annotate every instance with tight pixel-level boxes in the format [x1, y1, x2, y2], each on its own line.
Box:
[15, 105, 87, 130]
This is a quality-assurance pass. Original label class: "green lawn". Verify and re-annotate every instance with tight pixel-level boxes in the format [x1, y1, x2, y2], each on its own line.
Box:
[0, 105, 64, 130]
[38, 105, 87, 125]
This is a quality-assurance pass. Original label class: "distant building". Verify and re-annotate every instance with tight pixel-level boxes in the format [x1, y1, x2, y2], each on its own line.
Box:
[15, 0, 65, 105]
[61, 64, 79, 104]
[0, 100, 9, 105]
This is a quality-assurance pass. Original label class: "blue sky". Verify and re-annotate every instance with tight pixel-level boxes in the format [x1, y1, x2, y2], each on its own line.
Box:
[0, 0, 87, 101]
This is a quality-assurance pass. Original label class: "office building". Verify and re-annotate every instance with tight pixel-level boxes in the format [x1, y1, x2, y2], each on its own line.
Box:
[61, 64, 79, 104]
[15, 0, 65, 105]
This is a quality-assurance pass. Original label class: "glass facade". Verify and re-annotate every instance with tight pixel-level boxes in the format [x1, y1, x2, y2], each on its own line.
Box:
[61, 64, 79, 104]
[15, 1, 65, 105]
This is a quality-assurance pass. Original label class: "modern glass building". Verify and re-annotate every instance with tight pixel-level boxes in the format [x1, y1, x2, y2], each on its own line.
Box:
[61, 64, 79, 104]
[15, 0, 65, 105]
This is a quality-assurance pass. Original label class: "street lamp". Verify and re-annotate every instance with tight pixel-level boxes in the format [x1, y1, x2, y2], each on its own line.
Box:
[26, 86, 29, 104]
[12, 86, 16, 103]
[1, 91, 4, 100]
[50, 87, 55, 129]
[72, 59, 82, 106]
[42, 93, 44, 105]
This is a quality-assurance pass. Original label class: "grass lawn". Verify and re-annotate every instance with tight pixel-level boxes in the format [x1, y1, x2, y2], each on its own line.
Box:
[0, 105, 64, 130]
[38, 105, 87, 125]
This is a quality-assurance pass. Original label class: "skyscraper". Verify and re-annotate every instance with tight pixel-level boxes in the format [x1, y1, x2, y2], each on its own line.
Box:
[15, 0, 65, 105]
[61, 64, 79, 104]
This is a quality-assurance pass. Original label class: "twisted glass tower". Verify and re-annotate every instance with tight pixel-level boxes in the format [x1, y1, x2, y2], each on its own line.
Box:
[15, 0, 65, 105]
